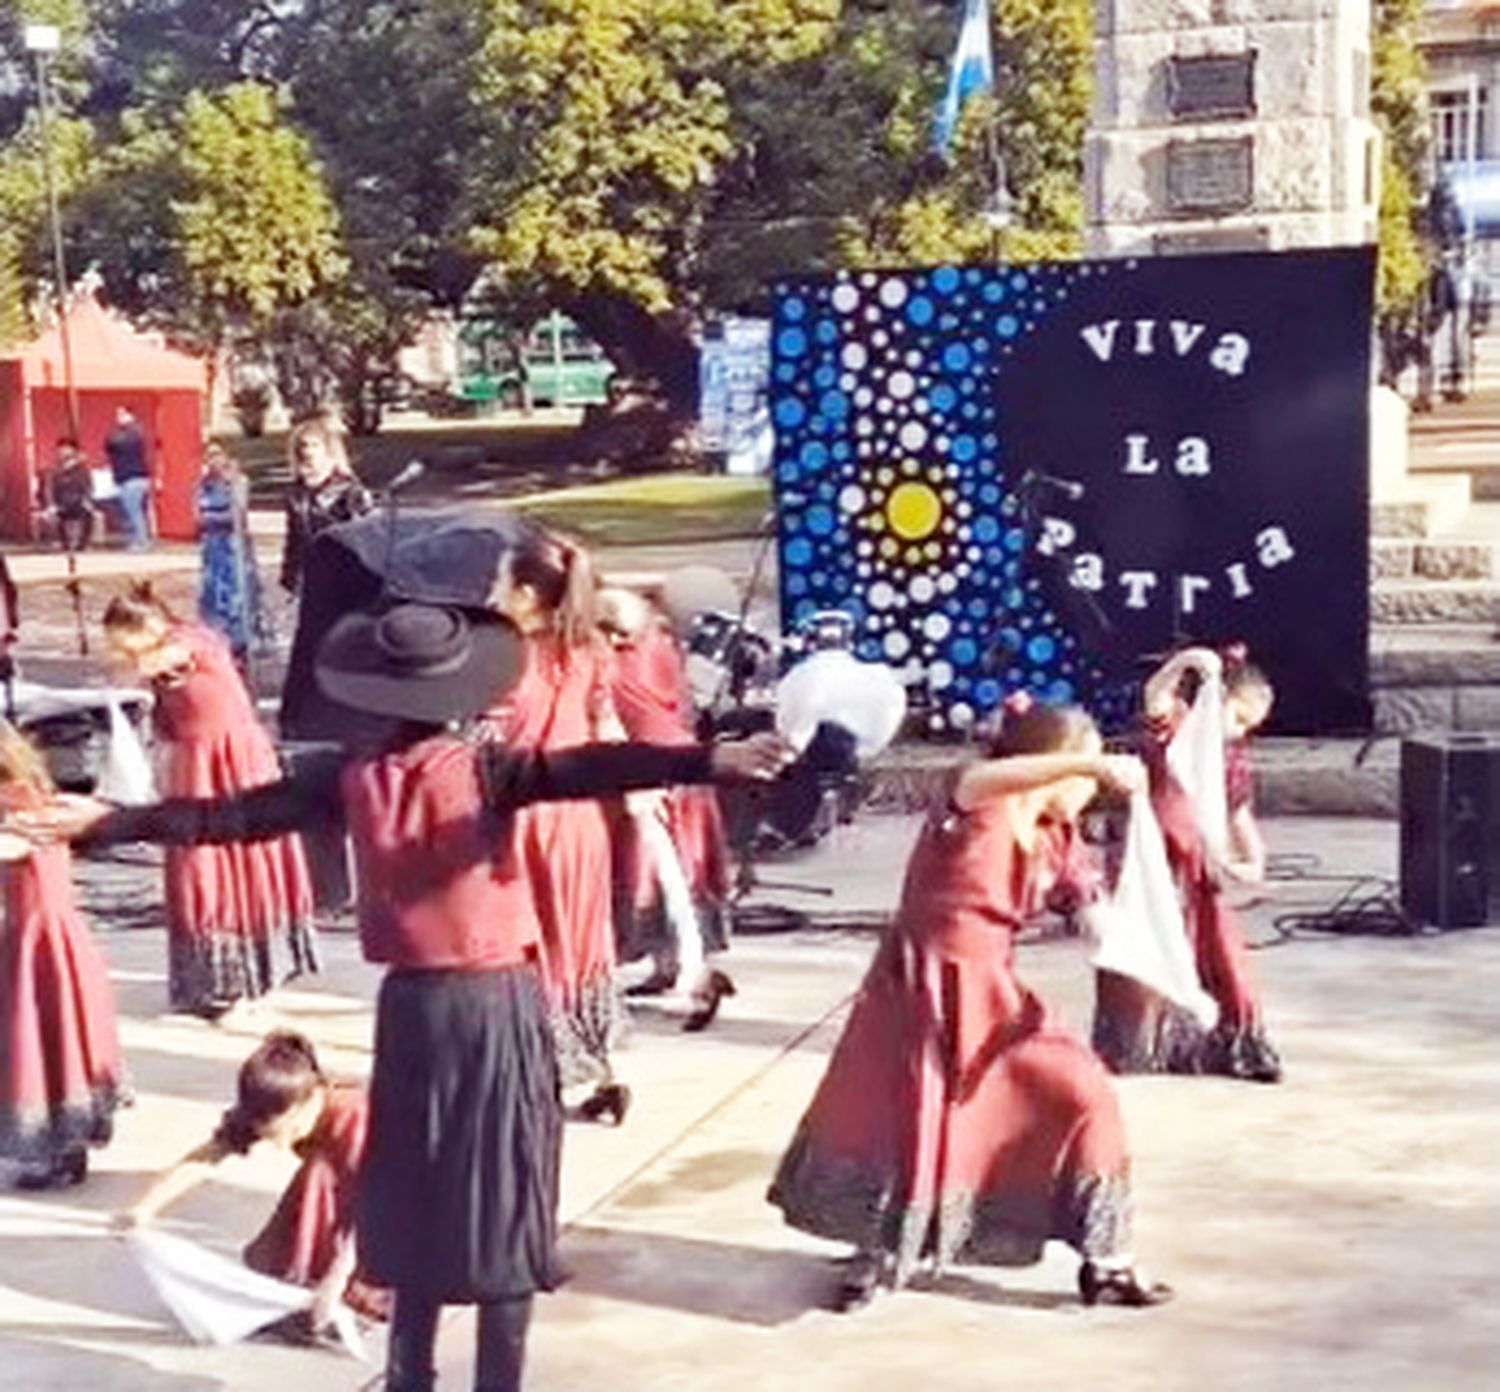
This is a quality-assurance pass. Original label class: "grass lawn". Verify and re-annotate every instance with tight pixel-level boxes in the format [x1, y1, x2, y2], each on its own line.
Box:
[514, 473, 770, 546]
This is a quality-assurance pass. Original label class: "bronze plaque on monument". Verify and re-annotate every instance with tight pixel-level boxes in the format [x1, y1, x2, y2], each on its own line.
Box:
[1168, 53, 1256, 121]
[1167, 138, 1254, 214]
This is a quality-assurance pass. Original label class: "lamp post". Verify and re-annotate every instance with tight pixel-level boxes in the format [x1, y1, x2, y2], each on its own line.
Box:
[24, 23, 79, 438]
[983, 150, 1013, 262]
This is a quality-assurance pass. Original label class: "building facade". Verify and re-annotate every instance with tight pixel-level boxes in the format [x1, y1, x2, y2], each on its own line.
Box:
[1086, 0, 1381, 257]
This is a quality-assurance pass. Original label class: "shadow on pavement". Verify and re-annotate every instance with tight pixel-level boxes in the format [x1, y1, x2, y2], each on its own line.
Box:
[558, 1225, 833, 1326]
[0, 1334, 225, 1391]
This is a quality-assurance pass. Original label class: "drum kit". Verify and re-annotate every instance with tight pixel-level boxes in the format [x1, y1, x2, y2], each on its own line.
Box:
[660, 565, 908, 920]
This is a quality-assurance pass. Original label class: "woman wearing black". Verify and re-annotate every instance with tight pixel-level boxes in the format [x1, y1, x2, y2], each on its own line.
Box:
[24, 601, 787, 1392]
[280, 414, 373, 595]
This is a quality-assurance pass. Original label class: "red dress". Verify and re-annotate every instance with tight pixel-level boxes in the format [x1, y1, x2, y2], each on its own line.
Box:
[243, 1085, 388, 1319]
[1092, 717, 1279, 1080]
[154, 624, 316, 1012]
[608, 626, 729, 961]
[0, 840, 127, 1166]
[484, 636, 620, 1084]
[769, 781, 1132, 1285]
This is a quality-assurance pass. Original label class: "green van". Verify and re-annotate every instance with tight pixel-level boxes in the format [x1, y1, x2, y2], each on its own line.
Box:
[458, 310, 615, 408]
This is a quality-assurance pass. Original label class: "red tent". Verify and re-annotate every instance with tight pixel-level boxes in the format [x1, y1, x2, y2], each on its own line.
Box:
[0, 292, 208, 541]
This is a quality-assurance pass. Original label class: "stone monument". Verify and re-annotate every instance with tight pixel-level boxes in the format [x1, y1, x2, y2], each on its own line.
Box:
[1085, 0, 1381, 256]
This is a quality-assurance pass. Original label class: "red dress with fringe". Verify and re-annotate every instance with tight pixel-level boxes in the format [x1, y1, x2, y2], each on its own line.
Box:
[770, 782, 1132, 1286]
[1092, 718, 1279, 1080]
[608, 627, 729, 960]
[155, 624, 316, 1012]
[484, 636, 619, 1084]
[243, 1085, 389, 1319]
[0, 841, 127, 1166]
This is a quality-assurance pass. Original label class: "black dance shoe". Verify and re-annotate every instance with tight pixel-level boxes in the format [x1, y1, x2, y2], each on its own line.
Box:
[578, 1082, 632, 1126]
[682, 970, 737, 1033]
[835, 1253, 882, 1313]
[624, 968, 679, 998]
[1078, 1261, 1174, 1308]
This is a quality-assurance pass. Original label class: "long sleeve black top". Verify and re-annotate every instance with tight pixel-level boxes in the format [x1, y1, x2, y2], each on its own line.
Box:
[85, 741, 714, 849]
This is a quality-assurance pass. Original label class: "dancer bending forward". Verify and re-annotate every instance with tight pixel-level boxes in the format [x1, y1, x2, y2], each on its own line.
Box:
[769, 700, 1170, 1310]
[117, 1030, 388, 1339]
[1092, 645, 1281, 1082]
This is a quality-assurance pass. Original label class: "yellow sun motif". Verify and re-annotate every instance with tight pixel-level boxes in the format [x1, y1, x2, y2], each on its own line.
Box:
[887, 481, 942, 541]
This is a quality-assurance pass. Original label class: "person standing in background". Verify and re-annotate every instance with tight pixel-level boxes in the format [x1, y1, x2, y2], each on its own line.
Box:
[196, 441, 269, 668]
[280, 414, 373, 597]
[105, 406, 153, 551]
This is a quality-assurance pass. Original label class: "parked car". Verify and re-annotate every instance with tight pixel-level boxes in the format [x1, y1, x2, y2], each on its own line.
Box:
[458, 310, 615, 408]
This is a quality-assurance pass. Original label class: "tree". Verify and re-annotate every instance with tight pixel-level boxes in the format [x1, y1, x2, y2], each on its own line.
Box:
[1371, 0, 1432, 380]
[468, 0, 838, 419]
[469, 0, 1093, 430]
[172, 82, 348, 411]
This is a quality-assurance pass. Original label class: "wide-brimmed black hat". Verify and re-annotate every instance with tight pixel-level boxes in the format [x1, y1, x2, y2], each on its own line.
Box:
[314, 602, 521, 725]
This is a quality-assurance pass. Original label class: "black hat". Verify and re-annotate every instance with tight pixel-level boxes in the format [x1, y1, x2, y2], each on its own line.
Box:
[314, 602, 521, 725]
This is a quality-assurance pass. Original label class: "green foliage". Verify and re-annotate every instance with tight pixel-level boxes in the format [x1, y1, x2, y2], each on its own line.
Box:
[471, 0, 839, 315]
[173, 82, 346, 330]
[1371, 0, 1431, 323]
[0, 0, 1096, 425]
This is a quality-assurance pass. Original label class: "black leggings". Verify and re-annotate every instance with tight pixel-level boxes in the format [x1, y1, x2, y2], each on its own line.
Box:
[387, 1291, 533, 1392]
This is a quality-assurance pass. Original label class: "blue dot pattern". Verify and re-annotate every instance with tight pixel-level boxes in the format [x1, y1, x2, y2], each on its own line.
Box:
[770, 264, 1118, 733]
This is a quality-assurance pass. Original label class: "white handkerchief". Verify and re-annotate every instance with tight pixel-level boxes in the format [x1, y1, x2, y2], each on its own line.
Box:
[1164, 667, 1228, 868]
[127, 1229, 364, 1358]
[1084, 791, 1218, 1029]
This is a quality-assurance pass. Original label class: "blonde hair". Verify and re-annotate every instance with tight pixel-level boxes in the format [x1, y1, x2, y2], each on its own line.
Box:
[287, 415, 351, 476]
[0, 719, 54, 803]
[102, 579, 177, 638]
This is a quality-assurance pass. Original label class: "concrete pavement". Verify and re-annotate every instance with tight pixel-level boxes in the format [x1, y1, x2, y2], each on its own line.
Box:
[1, 814, 1496, 1391]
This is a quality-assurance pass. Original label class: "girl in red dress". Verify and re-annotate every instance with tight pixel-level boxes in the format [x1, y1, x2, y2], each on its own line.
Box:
[103, 586, 316, 1018]
[769, 701, 1171, 1310]
[0, 720, 127, 1188]
[1092, 645, 1281, 1082]
[118, 1030, 387, 1337]
[597, 588, 733, 1029]
[485, 530, 630, 1121]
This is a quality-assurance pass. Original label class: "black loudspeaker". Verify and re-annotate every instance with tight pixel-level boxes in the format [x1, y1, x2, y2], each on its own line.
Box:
[1400, 733, 1500, 929]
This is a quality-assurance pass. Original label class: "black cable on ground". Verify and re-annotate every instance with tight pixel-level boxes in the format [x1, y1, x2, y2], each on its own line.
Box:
[1258, 852, 1421, 942]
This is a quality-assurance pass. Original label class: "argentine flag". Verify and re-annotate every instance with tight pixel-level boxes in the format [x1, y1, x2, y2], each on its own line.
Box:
[933, 0, 995, 155]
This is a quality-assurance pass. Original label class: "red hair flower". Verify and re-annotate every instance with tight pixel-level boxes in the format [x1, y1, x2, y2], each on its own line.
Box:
[1003, 690, 1035, 717]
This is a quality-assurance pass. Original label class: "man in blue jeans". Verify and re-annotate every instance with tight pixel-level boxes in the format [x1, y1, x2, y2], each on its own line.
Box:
[105, 405, 153, 550]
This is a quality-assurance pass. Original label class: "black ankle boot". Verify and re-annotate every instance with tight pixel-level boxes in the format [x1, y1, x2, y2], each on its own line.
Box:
[578, 1082, 631, 1125]
[1078, 1261, 1173, 1307]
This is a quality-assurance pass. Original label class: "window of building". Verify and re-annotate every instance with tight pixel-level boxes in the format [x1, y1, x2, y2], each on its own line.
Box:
[1433, 89, 1490, 165]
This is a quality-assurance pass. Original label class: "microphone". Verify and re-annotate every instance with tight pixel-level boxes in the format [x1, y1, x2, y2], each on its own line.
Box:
[1025, 469, 1084, 500]
[385, 459, 426, 495]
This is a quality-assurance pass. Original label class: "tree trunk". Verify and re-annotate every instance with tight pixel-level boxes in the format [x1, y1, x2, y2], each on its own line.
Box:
[561, 293, 701, 473]
[563, 292, 699, 417]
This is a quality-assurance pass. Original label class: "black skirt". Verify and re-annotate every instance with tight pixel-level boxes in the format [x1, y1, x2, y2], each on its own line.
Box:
[358, 965, 562, 1302]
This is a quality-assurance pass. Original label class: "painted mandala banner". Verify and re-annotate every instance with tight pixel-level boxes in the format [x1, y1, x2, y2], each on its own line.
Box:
[770, 248, 1374, 735]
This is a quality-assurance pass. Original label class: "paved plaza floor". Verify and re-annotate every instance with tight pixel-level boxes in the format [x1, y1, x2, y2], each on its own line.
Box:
[1, 813, 1496, 1391]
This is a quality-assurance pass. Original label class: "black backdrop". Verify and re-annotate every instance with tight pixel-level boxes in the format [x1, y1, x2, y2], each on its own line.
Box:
[770, 248, 1376, 735]
[996, 249, 1374, 732]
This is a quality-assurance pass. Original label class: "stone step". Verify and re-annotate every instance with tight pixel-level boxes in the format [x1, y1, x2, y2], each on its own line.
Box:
[1371, 578, 1500, 625]
[1371, 536, 1500, 582]
[1370, 473, 1475, 537]
[1371, 684, 1500, 735]
[865, 736, 1400, 819]
[1370, 624, 1500, 685]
